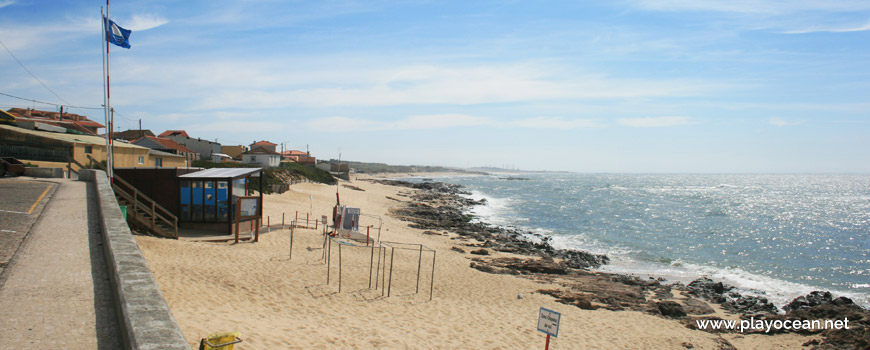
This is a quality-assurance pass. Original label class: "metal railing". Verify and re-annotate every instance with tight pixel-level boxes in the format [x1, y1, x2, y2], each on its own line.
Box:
[87, 154, 178, 238]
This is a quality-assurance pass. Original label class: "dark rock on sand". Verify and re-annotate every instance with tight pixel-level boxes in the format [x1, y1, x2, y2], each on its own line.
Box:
[657, 301, 687, 318]
[470, 248, 490, 256]
[685, 277, 778, 315]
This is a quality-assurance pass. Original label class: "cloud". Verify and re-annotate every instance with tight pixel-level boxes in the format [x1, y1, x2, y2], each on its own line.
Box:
[781, 19, 870, 34]
[390, 114, 490, 130]
[126, 14, 169, 31]
[0, 1, 15, 9]
[618, 116, 692, 127]
[769, 117, 802, 127]
[307, 114, 487, 132]
[183, 120, 284, 133]
[307, 114, 609, 132]
[179, 61, 720, 109]
[629, 0, 870, 15]
[509, 117, 603, 129]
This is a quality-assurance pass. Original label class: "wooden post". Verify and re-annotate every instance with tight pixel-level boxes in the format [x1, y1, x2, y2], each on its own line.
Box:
[430, 250, 436, 301]
[338, 242, 342, 293]
[368, 243, 375, 288]
[282, 212, 285, 227]
[387, 247, 395, 297]
[416, 244, 423, 293]
[150, 201, 155, 229]
[254, 216, 260, 242]
[375, 246, 382, 290]
[234, 200, 241, 244]
[267, 216, 270, 232]
[326, 237, 331, 284]
[366, 226, 370, 246]
[306, 212, 309, 227]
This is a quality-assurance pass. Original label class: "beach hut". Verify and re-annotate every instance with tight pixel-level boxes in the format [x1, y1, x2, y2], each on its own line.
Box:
[178, 168, 263, 236]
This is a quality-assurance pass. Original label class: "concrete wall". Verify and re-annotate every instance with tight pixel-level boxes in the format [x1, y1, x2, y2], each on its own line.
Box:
[80, 169, 189, 349]
[22, 167, 64, 178]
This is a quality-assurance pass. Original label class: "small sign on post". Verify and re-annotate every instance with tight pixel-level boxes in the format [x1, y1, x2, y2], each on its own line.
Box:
[537, 307, 560, 350]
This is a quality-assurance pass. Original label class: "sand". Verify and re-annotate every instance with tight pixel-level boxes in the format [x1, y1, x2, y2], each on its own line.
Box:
[135, 173, 810, 349]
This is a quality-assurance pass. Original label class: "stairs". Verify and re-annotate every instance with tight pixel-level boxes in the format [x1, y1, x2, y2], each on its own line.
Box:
[116, 197, 177, 238]
[86, 155, 178, 239]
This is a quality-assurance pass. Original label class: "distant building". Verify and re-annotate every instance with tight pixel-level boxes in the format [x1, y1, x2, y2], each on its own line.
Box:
[281, 150, 316, 165]
[242, 147, 281, 168]
[249, 140, 277, 153]
[160, 130, 221, 162]
[5, 108, 104, 135]
[221, 145, 248, 160]
[132, 135, 199, 165]
[114, 129, 155, 141]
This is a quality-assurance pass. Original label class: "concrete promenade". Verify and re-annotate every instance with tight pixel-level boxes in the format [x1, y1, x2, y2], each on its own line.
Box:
[0, 178, 122, 348]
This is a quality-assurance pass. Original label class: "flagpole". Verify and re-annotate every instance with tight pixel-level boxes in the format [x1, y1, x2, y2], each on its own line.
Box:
[105, 0, 114, 181]
[101, 6, 111, 181]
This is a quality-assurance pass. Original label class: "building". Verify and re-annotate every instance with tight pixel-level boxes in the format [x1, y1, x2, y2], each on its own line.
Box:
[281, 150, 316, 165]
[5, 108, 104, 135]
[241, 147, 281, 168]
[159, 130, 221, 162]
[113, 129, 155, 141]
[0, 124, 186, 170]
[132, 135, 199, 165]
[221, 145, 248, 160]
[249, 140, 277, 153]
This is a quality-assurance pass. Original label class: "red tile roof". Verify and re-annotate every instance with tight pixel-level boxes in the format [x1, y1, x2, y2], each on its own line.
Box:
[252, 140, 277, 146]
[159, 130, 190, 138]
[6, 108, 105, 131]
[136, 135, 195, 154]
[281, 150, 309, 156]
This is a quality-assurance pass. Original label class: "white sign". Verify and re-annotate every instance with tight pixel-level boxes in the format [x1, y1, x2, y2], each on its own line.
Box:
[239, 198, 258, 217]
[537, 307, 560, 337]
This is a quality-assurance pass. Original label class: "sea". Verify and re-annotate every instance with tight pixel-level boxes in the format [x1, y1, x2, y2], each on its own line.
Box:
[404, 173, 870, 309]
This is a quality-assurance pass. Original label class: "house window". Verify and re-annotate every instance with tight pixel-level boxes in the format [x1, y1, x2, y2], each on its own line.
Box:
[154, 158, 163, 167]
[137, 156, 144, 164]
[84, 146, 92, 154]
[250, 156, 256, 162]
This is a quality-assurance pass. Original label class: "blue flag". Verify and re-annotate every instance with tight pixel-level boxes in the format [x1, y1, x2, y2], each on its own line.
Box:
[104, 16, 132, 49]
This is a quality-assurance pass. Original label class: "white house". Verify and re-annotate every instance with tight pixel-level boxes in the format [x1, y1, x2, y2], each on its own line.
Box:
[242, 147, 281, 168]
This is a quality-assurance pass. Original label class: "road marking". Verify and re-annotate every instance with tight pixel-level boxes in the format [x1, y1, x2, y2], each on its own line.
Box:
[0, 209, 28, 214]
[27, 184, 53, 214]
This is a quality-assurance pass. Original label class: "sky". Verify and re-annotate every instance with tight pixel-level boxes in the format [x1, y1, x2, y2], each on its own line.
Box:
[1, 0, 869, 173]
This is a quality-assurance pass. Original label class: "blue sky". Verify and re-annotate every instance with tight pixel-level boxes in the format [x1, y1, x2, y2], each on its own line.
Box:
[1, 0, 869, 172]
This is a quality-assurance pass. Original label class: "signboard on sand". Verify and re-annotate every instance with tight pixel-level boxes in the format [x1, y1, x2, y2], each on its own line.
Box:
[537, 307, 560, 337]
[239, 197, 258, 217]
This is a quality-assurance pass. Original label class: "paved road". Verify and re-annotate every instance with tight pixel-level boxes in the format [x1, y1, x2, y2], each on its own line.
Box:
[0, 177, 122, 348]
[0, 178, 56, 274]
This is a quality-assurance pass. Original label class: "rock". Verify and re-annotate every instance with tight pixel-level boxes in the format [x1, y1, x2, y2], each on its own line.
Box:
[682, 298, 715, 315]
[802, 338, 819, 346]
[470, 249, 490, 256]
[422, 230, 442, 236]
[517, 293, 524, 300]
[782, 291, 854, 313]
[684, 277, 778, 315]
[450, 247, 465, 253]
[657, 301, 687, 318]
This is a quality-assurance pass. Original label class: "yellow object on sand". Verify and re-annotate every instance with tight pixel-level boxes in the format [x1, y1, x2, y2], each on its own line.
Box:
[199, 332, 242, 350]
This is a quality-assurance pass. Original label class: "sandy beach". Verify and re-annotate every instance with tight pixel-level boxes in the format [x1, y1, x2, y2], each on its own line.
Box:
[136, 173, 811, 349]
